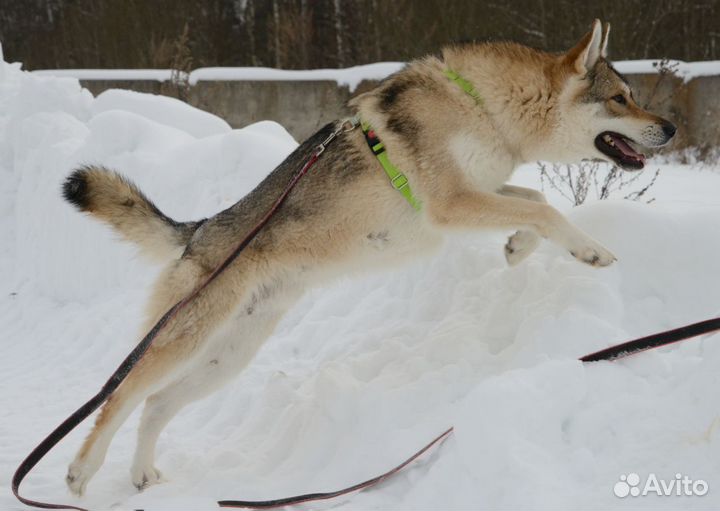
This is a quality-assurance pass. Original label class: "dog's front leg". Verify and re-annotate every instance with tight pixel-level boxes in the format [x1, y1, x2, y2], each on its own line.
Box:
[428, 189, 616, 267]
[497, 185, 546, 265]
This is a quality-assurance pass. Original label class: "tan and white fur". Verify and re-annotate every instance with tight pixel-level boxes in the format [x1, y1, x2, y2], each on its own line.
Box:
[61, 20, 675, 496]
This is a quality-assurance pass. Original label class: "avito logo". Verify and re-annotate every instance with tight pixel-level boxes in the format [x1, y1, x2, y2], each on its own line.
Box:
[614, 473, 708, 498]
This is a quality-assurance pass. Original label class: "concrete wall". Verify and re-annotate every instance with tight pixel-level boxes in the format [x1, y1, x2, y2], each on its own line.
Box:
[685, 76, 720, 150]
[81, 80, 163, 96]
[80, 75, 720, 152]
[190, 81, 351, 141]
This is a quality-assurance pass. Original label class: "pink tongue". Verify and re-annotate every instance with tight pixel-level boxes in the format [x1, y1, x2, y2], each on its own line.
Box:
[612, 135, 646, 162]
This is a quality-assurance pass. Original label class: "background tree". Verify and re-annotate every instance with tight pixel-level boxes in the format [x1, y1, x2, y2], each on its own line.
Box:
[1, 0, 717, 70]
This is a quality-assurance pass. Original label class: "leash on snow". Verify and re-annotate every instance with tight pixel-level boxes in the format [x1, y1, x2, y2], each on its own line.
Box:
[218, 427, 455, 509]
[11, 117, 720, 510]
[579, 317, 720, 362]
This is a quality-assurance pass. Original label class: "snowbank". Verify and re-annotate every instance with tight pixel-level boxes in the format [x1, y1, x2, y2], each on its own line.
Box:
[3, 55, 720, 511]
[92, 89, 232, 138]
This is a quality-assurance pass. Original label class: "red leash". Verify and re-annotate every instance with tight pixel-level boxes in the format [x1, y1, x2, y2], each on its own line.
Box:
[579, 316, 720, 362]
[218, 427, 455, 509]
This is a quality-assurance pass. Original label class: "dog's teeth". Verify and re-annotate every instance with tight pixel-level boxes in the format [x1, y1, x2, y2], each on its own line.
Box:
[603, 134, 614, 146]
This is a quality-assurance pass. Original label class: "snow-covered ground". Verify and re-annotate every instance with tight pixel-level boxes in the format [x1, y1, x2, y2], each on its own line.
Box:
[3, 55, 720, 511]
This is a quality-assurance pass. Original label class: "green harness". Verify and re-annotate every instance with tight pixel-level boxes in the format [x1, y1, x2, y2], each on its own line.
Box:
[360, 120, 422, 211]
[360, 68, 481, 211]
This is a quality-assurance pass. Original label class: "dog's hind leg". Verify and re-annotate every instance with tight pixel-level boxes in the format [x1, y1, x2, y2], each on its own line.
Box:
[66, 345, 197, 496]
[498, 185, 546, 266]
[129, 304, 290, 490]
[65, 257, 261, 496]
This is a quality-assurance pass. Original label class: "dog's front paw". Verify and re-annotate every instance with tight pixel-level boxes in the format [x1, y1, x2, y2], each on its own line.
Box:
[569, 241, 616, 267]
[131, 464, 164, 491]
[505, 230, 541, 266]
[66, 458, 99, 497]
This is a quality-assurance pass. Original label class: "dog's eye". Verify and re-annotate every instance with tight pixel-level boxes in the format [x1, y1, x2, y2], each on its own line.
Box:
[612, 94, 627, 105]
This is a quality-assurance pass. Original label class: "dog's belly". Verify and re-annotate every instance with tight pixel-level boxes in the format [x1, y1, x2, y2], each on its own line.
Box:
[279, 213, 443, 291]
[362, 223, 441, 258]
[340, 215, 444, 277]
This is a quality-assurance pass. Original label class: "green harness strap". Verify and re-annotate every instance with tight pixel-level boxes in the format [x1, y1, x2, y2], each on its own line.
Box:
[443, 69, 483, 105]
[361, 120, 422, 211]
[359, 68, 481, 212]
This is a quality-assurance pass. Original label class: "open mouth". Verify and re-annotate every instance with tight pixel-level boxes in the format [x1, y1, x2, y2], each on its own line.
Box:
[594, 131, 646, 170]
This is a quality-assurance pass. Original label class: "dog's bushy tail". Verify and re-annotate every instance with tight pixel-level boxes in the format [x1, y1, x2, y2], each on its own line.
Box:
[62, 166, 202, 261]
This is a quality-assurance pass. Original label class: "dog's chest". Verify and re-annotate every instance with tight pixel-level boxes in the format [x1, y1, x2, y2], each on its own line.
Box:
[449, 132, 515, 192]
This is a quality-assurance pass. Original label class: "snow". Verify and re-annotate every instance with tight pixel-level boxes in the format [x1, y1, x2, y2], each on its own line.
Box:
[30, 60, 720, 91]
[31, 69, 178, 82]
[30, 63, 407, 92]
[614, 60, 720, 82]
[92, 89, 232, 138]
[3, 55, 720, 511]
[187, 63, 406, 91]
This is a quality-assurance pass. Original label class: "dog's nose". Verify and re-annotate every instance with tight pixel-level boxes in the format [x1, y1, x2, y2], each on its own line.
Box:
[661, 121, 677, 139]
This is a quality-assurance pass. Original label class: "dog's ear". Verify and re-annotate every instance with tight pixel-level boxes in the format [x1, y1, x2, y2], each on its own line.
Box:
[565, 19, 603, 74]
[600, 22, 611, 58]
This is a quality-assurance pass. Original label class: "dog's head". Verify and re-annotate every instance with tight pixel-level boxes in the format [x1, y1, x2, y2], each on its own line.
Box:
[552, 20, 676, 170]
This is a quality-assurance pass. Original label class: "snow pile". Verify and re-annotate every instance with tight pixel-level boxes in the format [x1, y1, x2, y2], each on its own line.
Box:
[3, 55, 720, 511]
[92, 89, 232, 138]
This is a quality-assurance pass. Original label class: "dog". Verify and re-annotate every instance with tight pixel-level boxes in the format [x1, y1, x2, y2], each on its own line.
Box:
[61, 19, 675, 496]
